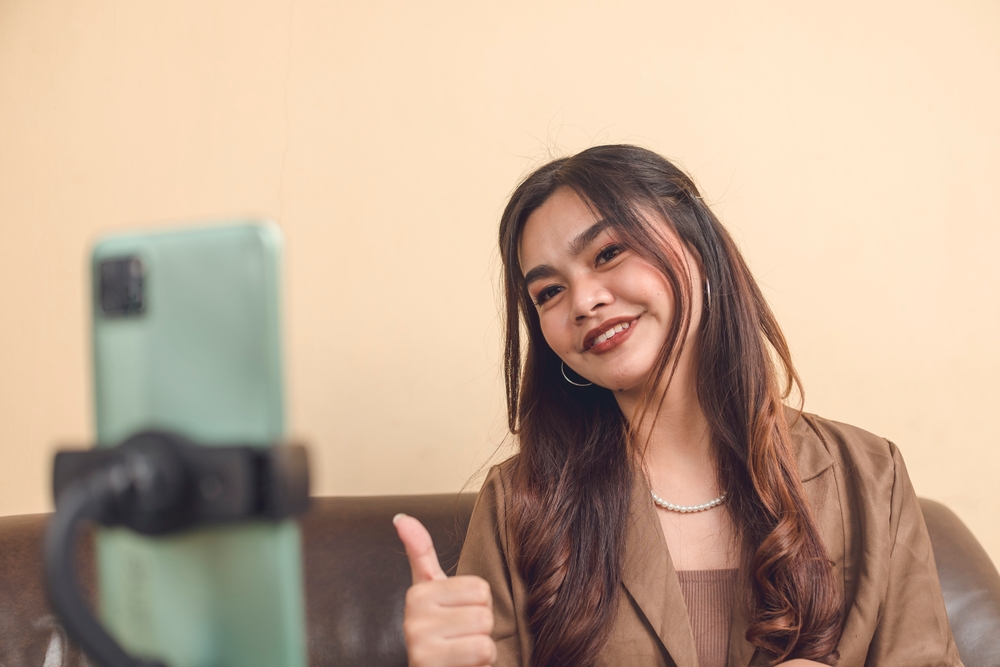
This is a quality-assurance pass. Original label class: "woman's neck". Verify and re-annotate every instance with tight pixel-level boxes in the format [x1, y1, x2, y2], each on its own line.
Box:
[615, 350, 720, 501]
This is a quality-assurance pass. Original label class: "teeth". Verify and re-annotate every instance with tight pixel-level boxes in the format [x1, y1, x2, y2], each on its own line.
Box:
[591, 320, 634, 347]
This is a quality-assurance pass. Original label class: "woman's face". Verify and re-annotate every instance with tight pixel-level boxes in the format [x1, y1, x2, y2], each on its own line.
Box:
[519, 187, 703, 396]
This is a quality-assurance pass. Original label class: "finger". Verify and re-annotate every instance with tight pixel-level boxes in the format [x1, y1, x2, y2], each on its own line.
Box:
[437, 635, 497, 667]
[405, 603, 494, 640]
[437, 576, 492, 609]
[410, 636, 497, 667]
[407, 576, 492, 608]
[394, 513, 447, 583]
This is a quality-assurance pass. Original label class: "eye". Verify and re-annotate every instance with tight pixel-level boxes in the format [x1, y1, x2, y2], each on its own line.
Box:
[596, 243, 625, 266]
[533, 285, 564, 306]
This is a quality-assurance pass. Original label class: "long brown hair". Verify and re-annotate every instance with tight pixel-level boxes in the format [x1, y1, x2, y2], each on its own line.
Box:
[498, 145, 842, 666]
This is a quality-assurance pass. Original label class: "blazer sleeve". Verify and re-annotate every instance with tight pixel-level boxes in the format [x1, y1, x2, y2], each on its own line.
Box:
[456, 465, 528, 667]
[863, 442, 963, 667]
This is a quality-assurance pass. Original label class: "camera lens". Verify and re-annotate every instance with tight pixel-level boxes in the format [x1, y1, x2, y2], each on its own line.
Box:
[99, 256, 145, 317]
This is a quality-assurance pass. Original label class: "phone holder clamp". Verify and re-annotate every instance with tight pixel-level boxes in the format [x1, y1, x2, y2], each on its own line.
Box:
[45, 430, 311, 667]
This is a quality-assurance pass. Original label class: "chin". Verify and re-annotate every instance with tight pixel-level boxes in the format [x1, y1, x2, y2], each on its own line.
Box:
[594, 362, 656, 390]
[594, 373, 646, 393]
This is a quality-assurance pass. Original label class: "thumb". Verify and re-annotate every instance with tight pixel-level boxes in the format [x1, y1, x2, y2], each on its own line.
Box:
[393, 513, 447, 583]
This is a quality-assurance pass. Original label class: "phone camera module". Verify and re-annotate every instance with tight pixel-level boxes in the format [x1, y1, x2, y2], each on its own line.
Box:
[99, 256, 145, 317]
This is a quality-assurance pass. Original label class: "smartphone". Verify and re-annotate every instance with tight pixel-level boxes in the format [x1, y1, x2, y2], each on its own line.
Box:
[90, 222, 307, 667]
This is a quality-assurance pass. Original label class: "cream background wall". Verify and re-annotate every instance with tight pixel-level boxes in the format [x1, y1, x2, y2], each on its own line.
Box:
[1, 1, 998, 563]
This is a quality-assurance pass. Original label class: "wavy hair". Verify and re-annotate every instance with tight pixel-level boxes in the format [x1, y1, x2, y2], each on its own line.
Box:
[498, 145, 842, 666]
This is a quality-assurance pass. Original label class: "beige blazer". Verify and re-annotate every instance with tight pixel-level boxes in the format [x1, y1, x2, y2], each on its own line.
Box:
[456, 412, 963, 667]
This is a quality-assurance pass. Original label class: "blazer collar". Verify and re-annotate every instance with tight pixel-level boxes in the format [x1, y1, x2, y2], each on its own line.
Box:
[787, 407, 834, 482]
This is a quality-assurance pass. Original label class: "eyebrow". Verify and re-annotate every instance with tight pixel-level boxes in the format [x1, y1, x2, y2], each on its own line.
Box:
[568, 219, 612, 257]
[522, 219, 613, 287]
[523, 263, 557, 287]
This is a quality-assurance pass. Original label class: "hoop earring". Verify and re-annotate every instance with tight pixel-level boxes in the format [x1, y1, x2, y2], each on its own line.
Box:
[561, 361, 593, 387]
[704, 277, 712, 311]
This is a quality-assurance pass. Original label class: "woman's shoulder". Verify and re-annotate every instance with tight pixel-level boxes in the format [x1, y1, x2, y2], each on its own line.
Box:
[786, 407, 908, 493]
[466, 456, 520, 526]
[458, 458, 522, 582]
[478, 456, 517, 494]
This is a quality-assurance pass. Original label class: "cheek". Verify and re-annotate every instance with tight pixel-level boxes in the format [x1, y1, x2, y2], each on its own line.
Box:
[639, 267, 674, 310]
[653, 282, 674, 312]
[616, 265, 673, 310]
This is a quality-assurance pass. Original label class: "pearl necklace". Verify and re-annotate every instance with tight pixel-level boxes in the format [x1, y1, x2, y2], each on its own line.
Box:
[650, 489, 727, 513]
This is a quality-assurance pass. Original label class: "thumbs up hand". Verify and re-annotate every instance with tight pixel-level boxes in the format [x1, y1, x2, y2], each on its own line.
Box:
[394, 513, 497, 667]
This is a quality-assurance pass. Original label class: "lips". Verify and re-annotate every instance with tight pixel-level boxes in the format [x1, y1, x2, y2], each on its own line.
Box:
[584, 316, 639, 351]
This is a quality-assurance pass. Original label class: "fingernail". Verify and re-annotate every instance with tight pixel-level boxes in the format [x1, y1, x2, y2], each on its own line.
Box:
[392, 513, 408, 525]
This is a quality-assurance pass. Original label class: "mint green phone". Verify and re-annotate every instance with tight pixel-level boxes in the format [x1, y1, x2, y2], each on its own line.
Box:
[91, 222, 307, 667]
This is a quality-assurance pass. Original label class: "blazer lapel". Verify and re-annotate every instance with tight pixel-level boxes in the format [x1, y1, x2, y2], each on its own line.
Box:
[728, 410, 839, 667]
[621, 472, 700, 667]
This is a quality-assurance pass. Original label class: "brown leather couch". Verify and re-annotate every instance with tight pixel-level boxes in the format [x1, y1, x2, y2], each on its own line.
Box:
[1, 495, 998, 667]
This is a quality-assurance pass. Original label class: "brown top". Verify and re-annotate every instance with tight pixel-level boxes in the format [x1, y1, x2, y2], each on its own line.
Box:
[676, 569, 738, 667]
[456, 410, 964, 667]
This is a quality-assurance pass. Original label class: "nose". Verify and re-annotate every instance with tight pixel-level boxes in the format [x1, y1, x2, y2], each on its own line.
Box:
[570, 276, 613, 322]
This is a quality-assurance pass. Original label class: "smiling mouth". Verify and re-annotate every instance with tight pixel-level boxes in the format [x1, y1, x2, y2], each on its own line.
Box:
[588, 318, 637, 349]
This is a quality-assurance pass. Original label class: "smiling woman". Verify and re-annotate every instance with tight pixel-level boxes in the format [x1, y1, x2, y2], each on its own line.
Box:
[394, 145, 963, 667]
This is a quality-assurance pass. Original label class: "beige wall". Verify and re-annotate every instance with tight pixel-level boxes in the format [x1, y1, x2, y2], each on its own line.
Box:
[2, 1, 998, 563]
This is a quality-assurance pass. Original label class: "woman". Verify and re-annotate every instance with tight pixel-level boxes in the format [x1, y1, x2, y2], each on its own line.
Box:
[394, 145, 961, 667]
